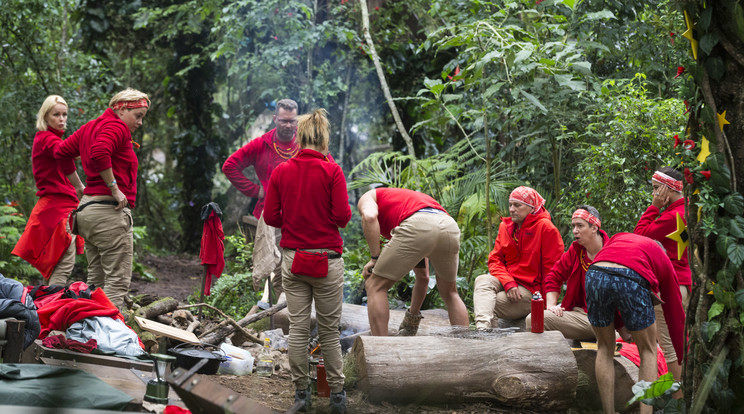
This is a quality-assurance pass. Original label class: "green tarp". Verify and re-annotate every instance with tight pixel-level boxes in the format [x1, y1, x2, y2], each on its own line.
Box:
[0, 364, 133, 410]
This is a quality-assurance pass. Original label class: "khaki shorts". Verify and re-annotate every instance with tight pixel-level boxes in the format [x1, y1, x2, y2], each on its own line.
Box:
[656, 285, 689, 363]
[373, 211, 460, 283]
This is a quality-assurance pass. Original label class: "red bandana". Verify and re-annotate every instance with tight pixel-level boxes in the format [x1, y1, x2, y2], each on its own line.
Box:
[509, 186, 545, 213]
[112, 98, 149, 111]
[652, 171, 683, 193]
[572, 209, 601, 228]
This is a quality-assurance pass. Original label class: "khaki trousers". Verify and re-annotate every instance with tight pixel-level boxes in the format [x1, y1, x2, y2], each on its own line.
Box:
[656, 285, 689, 363]
[473, 274, 531, 329]
[47, 215, 77, 286]
[253, 216, 283, 296]
[76, 195, 133, 308]
[282, 249, 344, 393]
[526, 307, 596, 341]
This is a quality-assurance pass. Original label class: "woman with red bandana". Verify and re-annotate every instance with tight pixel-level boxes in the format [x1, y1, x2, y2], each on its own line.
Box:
[527, 205, 609, 340]
[12, 95, 85, 285]
[633, 166, 689, 395]
[473, 186, 564, 329]
[54, 88, 150, 309]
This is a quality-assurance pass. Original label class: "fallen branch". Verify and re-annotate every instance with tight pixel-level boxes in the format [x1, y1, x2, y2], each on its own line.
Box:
[198, 300, 288, 345]
[180, 303, 262, 345]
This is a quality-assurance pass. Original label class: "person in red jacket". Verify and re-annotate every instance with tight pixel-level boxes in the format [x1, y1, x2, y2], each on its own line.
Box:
[13, 95, 85, 285]
[633, 166, 690, 390]
[54, 88, 149, 309]
[263, 109, 351, 414]
[526, 205, 608, 340]
[359, 188, 469, 336]
[222, 99, 298, 298]
[473, 186, 564, 330]
[586, 233, 684, 414]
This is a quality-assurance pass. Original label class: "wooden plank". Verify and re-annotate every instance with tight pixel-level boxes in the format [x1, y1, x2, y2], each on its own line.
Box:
[41, 358, 185, 409]
[31, 340, 153, 371]
[135, 316, 200, 345]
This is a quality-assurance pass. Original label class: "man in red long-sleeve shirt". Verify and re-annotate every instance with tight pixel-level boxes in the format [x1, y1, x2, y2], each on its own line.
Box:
[222, 99, 298, 298]
[586, 233, 684, 414]
[473, 186, 564, 329]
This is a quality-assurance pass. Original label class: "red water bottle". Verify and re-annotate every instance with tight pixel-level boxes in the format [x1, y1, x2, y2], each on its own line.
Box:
[316, 357, 330, 397]
[531, 292, 544, 333]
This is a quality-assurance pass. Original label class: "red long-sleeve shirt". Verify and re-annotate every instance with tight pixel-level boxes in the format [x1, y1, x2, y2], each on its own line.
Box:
[487, 209, 564, 295]
[375, 188, 448, 240]
[544, 229, 609, 312]
[633, 198, 691, 288]
[263, 149, 351, 254]
[54, 108, 138, 208]
[222, 128, 297, 218]
[594, 233, 685, 362]
[32, 128, 78, 202]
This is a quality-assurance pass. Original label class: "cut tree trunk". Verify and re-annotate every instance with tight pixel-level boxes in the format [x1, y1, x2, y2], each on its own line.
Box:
[572, 348, 640, 413]
[350, 331, 577, 411]
[273, 303, 453, 335]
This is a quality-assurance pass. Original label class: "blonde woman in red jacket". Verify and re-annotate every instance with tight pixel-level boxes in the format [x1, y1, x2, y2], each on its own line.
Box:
[263, 109, 351, 414]
[54, 88, 149, 309]
[13, 95, 85, 285]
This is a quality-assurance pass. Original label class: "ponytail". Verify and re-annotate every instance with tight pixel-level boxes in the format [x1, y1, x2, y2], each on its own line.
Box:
[297, 108, 330, 151]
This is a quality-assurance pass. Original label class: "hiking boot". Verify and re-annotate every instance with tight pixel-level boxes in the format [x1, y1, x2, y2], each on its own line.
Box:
[330, 390, 347, 414]
[294, 386, 312, 412]
[396, 310, 424, 336]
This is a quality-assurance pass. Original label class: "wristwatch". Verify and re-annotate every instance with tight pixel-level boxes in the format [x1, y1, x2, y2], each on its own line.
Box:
[107, 179, 117, 188]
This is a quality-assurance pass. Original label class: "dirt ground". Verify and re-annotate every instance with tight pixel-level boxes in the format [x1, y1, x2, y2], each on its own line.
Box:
[129, 254, 569, 414]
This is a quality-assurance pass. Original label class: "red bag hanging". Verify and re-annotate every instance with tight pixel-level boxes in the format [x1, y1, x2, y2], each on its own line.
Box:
[290, 250, 329, 278]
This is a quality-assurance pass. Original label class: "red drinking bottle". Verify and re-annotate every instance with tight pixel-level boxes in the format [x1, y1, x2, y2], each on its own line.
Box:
[316, 357, 330, 397]
[531, 292, 544, 333]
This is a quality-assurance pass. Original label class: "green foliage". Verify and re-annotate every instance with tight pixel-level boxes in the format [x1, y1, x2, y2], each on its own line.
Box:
[628, 372, 681, 408]
[0, 203, 40, 281]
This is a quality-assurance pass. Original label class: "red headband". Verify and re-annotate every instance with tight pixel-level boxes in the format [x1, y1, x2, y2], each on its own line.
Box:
[112, 98, 149, 111]
[509, 186, 545, 213]
[572, 209, 601, 228]
[652, 171, 683, 193]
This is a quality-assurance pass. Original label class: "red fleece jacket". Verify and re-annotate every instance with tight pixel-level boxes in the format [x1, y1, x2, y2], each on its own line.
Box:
[263, 149, 351, 254]
[222, 128, 297, 218]
[487, 209, 564, 296]
[54, 108, 138, 208]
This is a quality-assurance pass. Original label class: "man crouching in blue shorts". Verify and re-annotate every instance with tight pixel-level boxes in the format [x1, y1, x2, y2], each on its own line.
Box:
[585, 233, 685, 414]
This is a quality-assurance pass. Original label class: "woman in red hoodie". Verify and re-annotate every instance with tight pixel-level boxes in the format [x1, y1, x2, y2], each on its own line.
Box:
[13, 95, 85, 285]
[263, 109, 351, 414]
[54, 88, 149, 309]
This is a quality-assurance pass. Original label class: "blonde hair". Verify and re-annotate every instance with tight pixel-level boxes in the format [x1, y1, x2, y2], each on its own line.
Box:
[109, 88, 150, 109]
[36, 95, 68, 131]
[297, 109, 330, 151]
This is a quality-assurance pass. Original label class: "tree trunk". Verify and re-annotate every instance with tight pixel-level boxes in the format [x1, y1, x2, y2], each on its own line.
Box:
[350, 331, 577, 411]
[132, 297, 179, 321]
[272, 303, 453, 335]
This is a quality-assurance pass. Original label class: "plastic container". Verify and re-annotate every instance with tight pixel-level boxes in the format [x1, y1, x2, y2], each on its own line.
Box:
[531, 292, 544, 333]
[218, 342, 255, 376]
[316, 357, 330, 397]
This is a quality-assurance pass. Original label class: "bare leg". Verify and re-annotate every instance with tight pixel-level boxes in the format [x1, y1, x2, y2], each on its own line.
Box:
[435, 279, 469, 326]
[592, 324, 617, 414]
[631, 323, 659, 414]
[365, 274, 396, 336]
[409, 266, 429, 315]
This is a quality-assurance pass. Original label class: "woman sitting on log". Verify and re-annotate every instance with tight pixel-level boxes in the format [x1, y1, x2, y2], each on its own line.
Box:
[263, 108, 351, 414]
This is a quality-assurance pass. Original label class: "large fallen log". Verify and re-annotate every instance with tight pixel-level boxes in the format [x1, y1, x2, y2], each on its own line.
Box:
[273, 303, 453, 335]
[572, 348, 640, 413]
[350, 331, 577, 411]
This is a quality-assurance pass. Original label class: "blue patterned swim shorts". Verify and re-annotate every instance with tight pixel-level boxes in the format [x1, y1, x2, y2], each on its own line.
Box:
[585, 265, 656, 331]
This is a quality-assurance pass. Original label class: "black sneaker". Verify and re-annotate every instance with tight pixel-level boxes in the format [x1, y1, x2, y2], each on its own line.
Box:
[330, 390, 346, 414]
[294, 386, 312, 412]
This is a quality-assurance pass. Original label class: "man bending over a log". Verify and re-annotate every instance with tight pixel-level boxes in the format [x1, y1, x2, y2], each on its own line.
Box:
[359, 187, 469, 336]
[585, 233, 684, 414]
[473, 186, 564, 330]
[526, 205, 608, 341]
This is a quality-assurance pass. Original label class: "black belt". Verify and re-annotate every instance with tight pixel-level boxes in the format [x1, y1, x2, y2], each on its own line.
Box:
[587, 264, 650, 290]
[289, 248, 341, 259]
[77, 200, 119, 213]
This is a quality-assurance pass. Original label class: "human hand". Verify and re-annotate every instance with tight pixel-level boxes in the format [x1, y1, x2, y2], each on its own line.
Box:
[112, 187, 128, 211]
[617, 326, 633, 343]
[76, 186, 85, 200]
[258, 187, 265, 199]
[548, 305, 563, 317]
[506, 287, 522, 302]
[651, 186, 669, 209]
[362, 259, 377, 279]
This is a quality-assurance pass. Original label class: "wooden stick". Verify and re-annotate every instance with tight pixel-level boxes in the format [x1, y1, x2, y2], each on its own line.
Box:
[180, 303, 262, 345]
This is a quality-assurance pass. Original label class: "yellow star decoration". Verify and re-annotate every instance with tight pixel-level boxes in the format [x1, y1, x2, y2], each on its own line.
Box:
[717, 110, 730, 132]
[666, 212, 689, 261]
[682, 10, 699, 60]
[697, 136, 711, 163]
